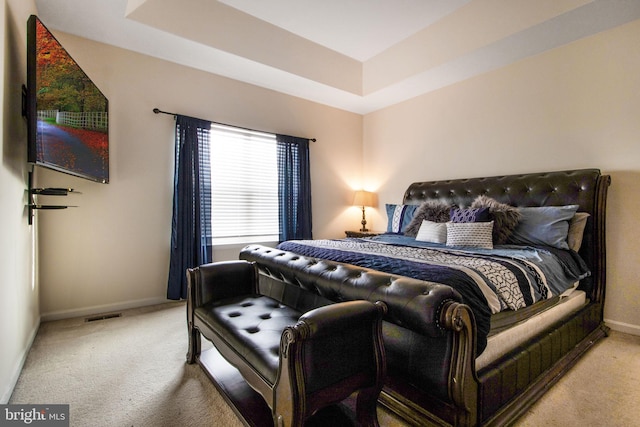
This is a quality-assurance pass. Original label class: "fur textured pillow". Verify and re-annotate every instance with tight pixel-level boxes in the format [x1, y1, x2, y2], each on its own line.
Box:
[471, 195, 521, 245]
[404, 200, 452, 237]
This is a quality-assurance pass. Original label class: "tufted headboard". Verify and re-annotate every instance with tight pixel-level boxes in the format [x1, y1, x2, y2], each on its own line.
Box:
[402, 169, 611, 302]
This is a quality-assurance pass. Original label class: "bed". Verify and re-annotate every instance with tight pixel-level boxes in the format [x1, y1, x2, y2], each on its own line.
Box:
[239, 168, 610, 426]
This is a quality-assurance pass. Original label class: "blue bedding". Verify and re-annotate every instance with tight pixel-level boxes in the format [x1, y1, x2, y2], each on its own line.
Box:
[277, 234, 590, 353]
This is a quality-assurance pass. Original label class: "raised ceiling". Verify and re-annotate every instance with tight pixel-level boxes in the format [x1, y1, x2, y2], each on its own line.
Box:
[34, 0, 640, 114]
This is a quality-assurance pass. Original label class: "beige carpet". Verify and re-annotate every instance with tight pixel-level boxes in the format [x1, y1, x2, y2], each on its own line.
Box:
[9, 302, 243, 427]
[9, 302, 640, 426]
[516, 329, 640, 426]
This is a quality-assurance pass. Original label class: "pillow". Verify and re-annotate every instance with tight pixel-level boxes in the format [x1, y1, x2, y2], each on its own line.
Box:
[385, 204, 418, 234]
[508, 205, 579, 249]
[450, 207, 491, 223]
[404, 200, 452, 237]
[415, 220, 448, 244]
[470, 195, 522, 245]
[567, 212, 590, 252]
[446, 221, 494, 249]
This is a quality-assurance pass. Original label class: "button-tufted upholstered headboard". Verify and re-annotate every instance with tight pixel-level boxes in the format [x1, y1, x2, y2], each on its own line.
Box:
[402, 169, 610, 301]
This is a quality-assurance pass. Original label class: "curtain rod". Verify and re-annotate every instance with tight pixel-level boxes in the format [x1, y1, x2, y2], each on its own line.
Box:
[153, 108, 316, 142]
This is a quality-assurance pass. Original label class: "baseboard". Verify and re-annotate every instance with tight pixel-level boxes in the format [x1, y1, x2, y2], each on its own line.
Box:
[604, 318, 640, 336]
[40, 297, 169, 322]
[1, 316, 40, 404]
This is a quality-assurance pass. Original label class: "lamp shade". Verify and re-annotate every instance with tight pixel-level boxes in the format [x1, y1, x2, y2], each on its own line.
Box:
[353, 190, 376, 207]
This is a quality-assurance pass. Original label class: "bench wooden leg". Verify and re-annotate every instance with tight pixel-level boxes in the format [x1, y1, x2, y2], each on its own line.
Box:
[356, 385, 382, 427]
[186, 321, 201, 364]
[186, 269, 200, 364]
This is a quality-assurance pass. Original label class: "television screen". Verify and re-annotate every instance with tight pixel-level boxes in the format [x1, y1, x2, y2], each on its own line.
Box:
[27, 15, 109, 183]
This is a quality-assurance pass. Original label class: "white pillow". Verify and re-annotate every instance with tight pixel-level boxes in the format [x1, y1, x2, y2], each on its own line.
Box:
[416, 220, 447, 244]
[446, 221, 494, 249]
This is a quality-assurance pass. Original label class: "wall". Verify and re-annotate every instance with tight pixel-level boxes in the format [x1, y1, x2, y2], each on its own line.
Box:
[1, 0, 39, 403]
[34, 34, 363, 320]
[364, 19, 640, 335]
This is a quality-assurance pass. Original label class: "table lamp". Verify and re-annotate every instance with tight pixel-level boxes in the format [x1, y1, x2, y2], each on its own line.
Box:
[353, 190, 376, 232]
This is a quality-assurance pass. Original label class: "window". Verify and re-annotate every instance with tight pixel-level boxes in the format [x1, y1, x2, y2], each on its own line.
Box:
[209, 124, 279, 245]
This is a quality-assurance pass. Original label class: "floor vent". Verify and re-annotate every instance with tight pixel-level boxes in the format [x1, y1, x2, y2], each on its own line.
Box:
[85, 313, 122, 322]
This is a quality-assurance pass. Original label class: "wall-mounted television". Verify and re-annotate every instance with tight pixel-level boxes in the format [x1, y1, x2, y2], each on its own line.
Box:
[26, 15, 109, 184]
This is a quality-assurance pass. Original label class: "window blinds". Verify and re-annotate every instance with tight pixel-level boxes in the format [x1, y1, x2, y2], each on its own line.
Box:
[209, 124, 279, 244]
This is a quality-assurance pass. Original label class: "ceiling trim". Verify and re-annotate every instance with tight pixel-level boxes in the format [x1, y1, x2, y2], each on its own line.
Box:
[35, 0, 640, 114]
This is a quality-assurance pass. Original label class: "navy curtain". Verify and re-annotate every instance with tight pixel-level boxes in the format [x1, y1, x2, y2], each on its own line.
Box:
[276, 134, 312, 242]
[167, 115, 213, 300]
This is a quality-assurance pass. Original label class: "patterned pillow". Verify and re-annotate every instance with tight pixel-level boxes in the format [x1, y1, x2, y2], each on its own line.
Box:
[404, 200, 452, 237]
[415, 220, 448, 244]
[385, 204, 418, 234]
[450, 207, 491, 223]
[446, 221, 494, 249]
[471, 195, 522, 245]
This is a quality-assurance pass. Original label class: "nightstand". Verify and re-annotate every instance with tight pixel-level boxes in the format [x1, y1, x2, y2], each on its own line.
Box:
[345, 230, 382, 238]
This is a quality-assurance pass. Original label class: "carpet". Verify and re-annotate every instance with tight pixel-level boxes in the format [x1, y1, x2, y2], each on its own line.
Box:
[10, 302, 243, 427]
[10, 302, 640, 426]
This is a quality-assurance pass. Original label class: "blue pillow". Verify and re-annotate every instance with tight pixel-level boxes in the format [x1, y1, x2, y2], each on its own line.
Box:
[508, 205, 579, 249]
[386, 204, 418, 234]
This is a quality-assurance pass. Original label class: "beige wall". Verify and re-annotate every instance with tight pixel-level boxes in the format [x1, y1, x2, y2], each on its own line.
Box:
[34, 33, 363, 319]
[364, 19, 640, 335]
[1, 0, 39, 403]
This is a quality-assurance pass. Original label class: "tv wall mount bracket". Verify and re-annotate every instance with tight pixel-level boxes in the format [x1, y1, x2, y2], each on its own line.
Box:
[27, 170, 79, 225]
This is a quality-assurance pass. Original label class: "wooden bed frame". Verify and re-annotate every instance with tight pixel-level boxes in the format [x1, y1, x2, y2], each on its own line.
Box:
[240, 168, 611, 426]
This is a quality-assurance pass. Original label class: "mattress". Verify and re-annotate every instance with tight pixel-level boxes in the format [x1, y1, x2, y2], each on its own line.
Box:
[476, 290, 587, 371]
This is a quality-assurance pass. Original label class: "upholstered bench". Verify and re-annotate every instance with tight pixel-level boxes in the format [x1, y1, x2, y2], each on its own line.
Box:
[186, 260, 387, 427]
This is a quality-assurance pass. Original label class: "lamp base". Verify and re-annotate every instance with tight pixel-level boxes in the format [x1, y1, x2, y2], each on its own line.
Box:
[360, 206, 368, 232]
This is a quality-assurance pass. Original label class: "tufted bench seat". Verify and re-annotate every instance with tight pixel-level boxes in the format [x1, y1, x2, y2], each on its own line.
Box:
[186, 260, 387, 427]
